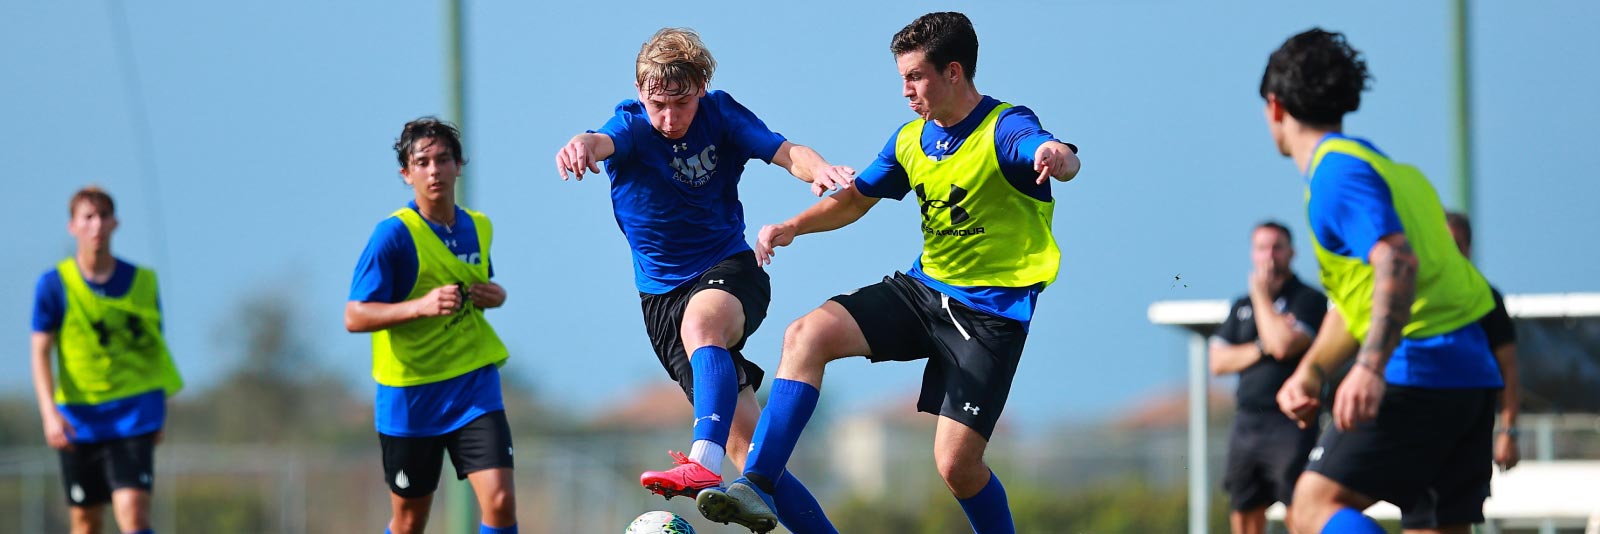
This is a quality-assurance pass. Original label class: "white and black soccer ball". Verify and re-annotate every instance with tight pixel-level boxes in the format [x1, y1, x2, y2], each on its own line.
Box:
[624, 511, 696, 534]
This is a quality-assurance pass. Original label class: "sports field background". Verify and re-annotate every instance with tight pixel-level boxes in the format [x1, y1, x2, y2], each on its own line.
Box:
[2, 1, 1597, 532]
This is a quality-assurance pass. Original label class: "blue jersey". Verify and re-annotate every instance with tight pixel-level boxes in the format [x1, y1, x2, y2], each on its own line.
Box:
[1308, 133, 1501, 388]
[596, 90, 788, 294]
[32, 258, 167, 443]
[350, 202, 504, 436]
[855, 96, 1069, 326]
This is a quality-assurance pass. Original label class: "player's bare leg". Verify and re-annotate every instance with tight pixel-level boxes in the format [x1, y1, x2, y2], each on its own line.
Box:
[387, 493, 433, 534]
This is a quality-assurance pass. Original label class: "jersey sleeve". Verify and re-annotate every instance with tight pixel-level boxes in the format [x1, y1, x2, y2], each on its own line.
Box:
[31, 270, 65, 333]
[1307, 153, 1405, 262]
[1212, 297, 1252, 345]
[854, 129, 912, 200]
[593, 101, 640, 165]
[349, 218, 417, 304]
[713, 91, 787, 163]
[1479, 287, 1516, 349]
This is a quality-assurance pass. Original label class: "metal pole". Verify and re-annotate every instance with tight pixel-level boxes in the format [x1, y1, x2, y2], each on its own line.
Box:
[1452, 0, 1475, 255]
[446, 0, 470, 208]
[443, 2, 477, 531]
[1189, 333, 1210, 534]
[1536, 415, 1556, 534]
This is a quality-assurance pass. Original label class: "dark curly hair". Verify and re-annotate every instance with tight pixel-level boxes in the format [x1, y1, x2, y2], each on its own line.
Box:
[393, 117, 466, 169]
[890, 12, 979, 82]
[1259, 28, 1372, 128]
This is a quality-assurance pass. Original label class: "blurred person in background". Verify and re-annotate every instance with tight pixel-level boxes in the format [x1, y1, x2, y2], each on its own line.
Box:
[31, 186, 183, 534]
[1210, 221, 1327, 534]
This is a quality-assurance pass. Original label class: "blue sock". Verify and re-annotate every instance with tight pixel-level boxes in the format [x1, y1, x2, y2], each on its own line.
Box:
[478, 523, 517, 534]
[772, 471, 838, 534]
[958, 472, 1015, 534]
[745, 379, 820, 490]
[1321, 507, 1383, 534]
[690, 346, 737, 446]
[125, 530, 155, 534]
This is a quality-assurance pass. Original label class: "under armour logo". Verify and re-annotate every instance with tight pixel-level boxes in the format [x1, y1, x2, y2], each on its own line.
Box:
[935, 138, 953, 151]
[915, 183, 970, 225]
[707, 279, 725, 285]
[694, 413, 723, 427]
[962, 403, 980, 415]
[395, 470, 411, 489]
[1308, 446, 1324, 463]
[673, 142, 690, 152]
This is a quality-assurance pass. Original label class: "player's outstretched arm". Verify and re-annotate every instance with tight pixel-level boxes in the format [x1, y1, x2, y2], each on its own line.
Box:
[345, 284, 463, 333]
[754, 187, 879, 265]
[555, 133, 616, 181]
[30, 332, 73, 450]
[771, 141, 857, 197]
[1032, 141, 1081, 185]
[1332, 233, 1417, 430]
[1278, 307, 1358, 428]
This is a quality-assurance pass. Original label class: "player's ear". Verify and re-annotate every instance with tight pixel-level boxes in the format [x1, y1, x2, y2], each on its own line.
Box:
[1264, 94, 1285, 122]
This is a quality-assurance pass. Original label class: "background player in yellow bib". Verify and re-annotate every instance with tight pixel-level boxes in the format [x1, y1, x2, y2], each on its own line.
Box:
[695, 12, 1080, 534]
[1263, 29, 1502, 534]
[346, 118, 517, 534]
[31, 186, 181, 534]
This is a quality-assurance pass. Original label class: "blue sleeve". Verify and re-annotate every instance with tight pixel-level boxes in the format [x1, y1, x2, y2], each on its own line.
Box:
[31, 270, 65, 333]
[1307, 153, 1405, 262]
[854, 129, 912, 200]
[995, 106, 1063, 202]
[593, 102, 638, 164]
[713, 91, 787, 163]
[349, 218, 417, 303]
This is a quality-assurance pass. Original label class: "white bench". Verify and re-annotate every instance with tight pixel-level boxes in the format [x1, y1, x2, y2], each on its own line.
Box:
[1264, 461, 1600, 533]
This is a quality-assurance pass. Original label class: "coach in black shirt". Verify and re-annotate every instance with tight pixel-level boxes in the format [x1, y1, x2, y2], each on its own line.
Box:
[1210, 221, 1328, 534]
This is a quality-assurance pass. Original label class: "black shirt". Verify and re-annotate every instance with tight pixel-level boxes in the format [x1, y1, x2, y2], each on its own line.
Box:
[1480, 286, 1516, 350]
[1214, 275, 1330, 413]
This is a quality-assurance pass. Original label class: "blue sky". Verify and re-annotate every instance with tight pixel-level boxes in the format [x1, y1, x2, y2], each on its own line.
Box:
[4, 1, 1595, 430]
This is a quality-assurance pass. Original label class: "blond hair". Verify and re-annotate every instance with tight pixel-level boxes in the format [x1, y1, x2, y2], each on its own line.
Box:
[636, 28, 716, 96]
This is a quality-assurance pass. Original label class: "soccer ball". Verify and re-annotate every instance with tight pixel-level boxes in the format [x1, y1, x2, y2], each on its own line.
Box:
[624, 510, 696, 534]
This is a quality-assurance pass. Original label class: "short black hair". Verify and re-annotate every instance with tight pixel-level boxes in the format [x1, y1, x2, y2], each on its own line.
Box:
[890, 12, 979, 82]
[1445, 211, 1473, 247]
[1256, 220, 1293, 246]
[393, 117, 466, 169]
[1259, 28, 1372, 128]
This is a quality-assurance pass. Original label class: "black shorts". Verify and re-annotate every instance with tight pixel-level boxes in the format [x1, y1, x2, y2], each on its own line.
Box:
[639, 250, 770, 402]
[379, 410, 515, 499]
[1306, 386, 1496, 526]
[1223, 410, 1319, 511]
[58, 431, 157, 507]
[831, 272, 1028, 440]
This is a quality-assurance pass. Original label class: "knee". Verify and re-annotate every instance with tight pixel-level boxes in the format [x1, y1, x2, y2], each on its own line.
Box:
[933, 452, 988, 497]
[781, 313, 833, 362]
[483, 487, 516, 518]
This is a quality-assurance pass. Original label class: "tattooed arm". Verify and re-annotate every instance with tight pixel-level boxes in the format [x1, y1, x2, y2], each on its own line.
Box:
[1331, 233, 1418, 430]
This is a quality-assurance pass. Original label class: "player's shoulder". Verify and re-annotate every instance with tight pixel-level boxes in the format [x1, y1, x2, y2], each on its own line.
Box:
[34, 266, 64, 292]
[368, 213, 416, 248]
[1230, 294, 1254, 312]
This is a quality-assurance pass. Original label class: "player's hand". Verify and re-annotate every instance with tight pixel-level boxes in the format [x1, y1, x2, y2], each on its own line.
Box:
[808, 165, 857, 197]
[1495, 431, 1520, 471]
[556, 136, 602, 181]
[1033, 142, 1073, 185]
[42, 410, 75, 451]
[1333, 359, 1386, 431]
[1276, 367, 1321, 429]
[755, 223, 797, 266]
[468, 282, 506, 309]
[415, 284, 463, 318]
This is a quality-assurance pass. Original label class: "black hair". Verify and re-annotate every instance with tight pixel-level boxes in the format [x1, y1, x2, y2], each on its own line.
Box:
[890, 12, 979, 82]
[1256, 220, 1293, 246]
[393, 117, 466, 169]
[1445, 211, 1473, 248]
[1259, 28, 1372, 128]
